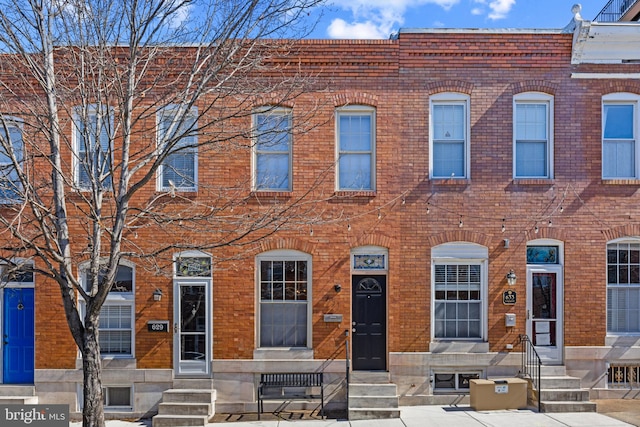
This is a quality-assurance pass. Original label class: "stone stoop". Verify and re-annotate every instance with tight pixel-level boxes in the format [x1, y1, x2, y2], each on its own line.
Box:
[348, 372, 400, 420]
[152, 389, 216, 427]
[0, 386, 38, 405]
[538, 366, 596, 413]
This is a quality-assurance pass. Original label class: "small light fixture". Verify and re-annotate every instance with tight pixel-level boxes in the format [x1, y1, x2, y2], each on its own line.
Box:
[334, 284, 342, 293]
[506, 270, 517, 286]
[153, 288, 163, 301]
[503, 238, 510, 249]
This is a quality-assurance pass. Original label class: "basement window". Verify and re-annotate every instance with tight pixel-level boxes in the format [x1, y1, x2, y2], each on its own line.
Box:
[433, 372, 481, 393]
[608, 365, 640, 389]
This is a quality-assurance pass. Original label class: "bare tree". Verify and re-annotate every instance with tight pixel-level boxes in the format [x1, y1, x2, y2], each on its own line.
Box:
[0, 0, 327, 425]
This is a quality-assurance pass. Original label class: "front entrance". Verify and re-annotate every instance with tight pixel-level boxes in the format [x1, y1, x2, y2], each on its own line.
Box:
[526, 266, 563, 364]
[352, 275, 386, 370]
[2, 287, 34, 384]
[173, 280, 211, 376]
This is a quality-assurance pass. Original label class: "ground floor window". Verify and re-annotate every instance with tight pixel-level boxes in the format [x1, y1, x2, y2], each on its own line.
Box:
[434, 263, 482, 339]
[257, 250, 311, 348]
[607, 241, 640, 334]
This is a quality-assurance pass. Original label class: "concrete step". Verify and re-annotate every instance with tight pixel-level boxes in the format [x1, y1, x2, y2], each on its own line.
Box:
[152, 414, 209, 427]
[0, 386, 36, 396]
[540, 365, 567, 376]
[349, 395, 399, 409]
[540, 389, 590, 402]
[349, 408, 401, 420]
[157, 402, 212, 416]
[0, 396, 38, 404]
[539, 376, 582, 389]
[161, 389, 216, 404]
[349, 383, 397, 397]
[350, 371, 390, 384]
[540, 400, 597, 413]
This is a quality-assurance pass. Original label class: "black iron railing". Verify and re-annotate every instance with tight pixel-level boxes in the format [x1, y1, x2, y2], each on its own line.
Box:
[345, 329, 350, 416]
[595, 0, 638, 22]
[519, 334, 542, 412]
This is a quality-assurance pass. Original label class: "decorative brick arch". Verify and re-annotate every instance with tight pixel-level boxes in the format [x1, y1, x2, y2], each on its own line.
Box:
[602, 224, 640, 242]
[349, 233, 394, 250]
[425, 80, 474, 96]
[603, 84, 640, 95]
[524, 227, 568, 242]
[333, 92, 379, 108]
[511, 80, 558, 96]
[257, 238, 317, 255]
[427, 230, 492, 247]
[249, 95, 295, 109]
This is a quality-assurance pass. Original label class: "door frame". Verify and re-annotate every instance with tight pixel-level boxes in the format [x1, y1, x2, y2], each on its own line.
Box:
[1, 285, 35, 384]
[173, 278, 212, 377]
[526, 264, 564, 365]
[351, 274, 387, 371]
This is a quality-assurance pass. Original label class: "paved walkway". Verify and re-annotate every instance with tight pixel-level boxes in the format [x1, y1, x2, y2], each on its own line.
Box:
[72, 404, 640, 427]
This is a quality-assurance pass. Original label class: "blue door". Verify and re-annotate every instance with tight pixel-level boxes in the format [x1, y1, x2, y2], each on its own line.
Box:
[3, 288, 34, 384]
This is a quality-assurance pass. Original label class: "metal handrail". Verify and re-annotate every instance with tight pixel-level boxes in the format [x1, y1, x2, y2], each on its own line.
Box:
[595, 0, 638, 22]
[519, 334, 542, 412]
[345, 329, 350, 418]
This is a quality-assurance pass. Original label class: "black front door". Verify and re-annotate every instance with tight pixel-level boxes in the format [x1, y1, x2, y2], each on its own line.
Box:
[352, 275, 386, 370]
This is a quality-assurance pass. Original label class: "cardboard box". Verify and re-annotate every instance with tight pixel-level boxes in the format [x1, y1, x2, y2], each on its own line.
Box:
[469, 378, 528, 411]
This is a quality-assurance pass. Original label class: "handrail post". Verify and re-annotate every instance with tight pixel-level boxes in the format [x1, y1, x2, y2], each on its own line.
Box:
[345, 329, 350, 419]
[519, 334, 542, 412]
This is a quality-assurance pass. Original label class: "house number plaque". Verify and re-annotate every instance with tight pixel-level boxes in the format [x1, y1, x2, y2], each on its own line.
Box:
[503, 290, 516, 305]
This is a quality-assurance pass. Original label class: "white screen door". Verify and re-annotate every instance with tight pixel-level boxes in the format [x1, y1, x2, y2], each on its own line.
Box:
[526, 266, 563, 364]
[174, 280, 211, 376]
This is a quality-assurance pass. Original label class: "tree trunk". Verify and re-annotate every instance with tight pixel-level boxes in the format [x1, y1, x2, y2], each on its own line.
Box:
[81, 320, 105, 427]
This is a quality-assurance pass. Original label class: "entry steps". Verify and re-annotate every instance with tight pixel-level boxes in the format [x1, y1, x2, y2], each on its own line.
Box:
[348, 371, 400, 420]
[152, 388, 216, 427]
[0, 385, 38, 404]
[535, 365, 596, 413]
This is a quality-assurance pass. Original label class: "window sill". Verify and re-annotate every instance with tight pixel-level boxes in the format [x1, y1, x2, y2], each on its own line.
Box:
[76, 357, 136, 369]
[429, 178, 470, 186]
[429, 341, 489, 353]
[512, 179, 555, 185]
[601, 179, 640, 185]
[333, 190, 376, 198]
[253, 348, 314, 360]
[250, 191, 293, 198]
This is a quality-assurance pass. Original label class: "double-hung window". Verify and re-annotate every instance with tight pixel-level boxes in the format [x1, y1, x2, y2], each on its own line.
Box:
[257, 250, 311, 348]
[430, 93, 469, 179]
[81, 263, 135, 356]
[253, 108, 292, 191]
[602, 93, 639, 179]
[514, 93, 553, 179]
[0, 119, 23, 202]
[157, 107, 198, 191]
[74, 106, 113, 189]
[607, 240, 640, 334]
[336, 106, 375, 191]
[432, 243, 488, 340]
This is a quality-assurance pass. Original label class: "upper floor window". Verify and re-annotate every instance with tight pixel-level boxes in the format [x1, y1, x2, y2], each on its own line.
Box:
[602, 93, 639, 179]
[430, 93, 470, 179]
[253, 108, 292, 191]
[607, 240, 640, 334]
[0, 119, 23, 203]
[74, 106, 113, 189]
[336, 106, 375, 191]
[80, 262, 135, 356]
[514, 93, 553, 179]
[157, 107, 198, 191]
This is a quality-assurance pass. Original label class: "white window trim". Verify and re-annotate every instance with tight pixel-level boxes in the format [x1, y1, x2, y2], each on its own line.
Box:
[0, 117, 24, 204]
[78, 260, 136, 358]
[602, 93, 640, 180]
[73, 105, 114, 190]
[429, 92, 471, 180]
[156, 106, 198, 192]
[432, 370, 483, 393]
[350, 245, 388, 272]
[513, 92, 554, 179]
[606, 237, 640, 336]
[77, 384, 134, 411]
[431, 242, 488, 342]
[255, 249, 312, 349]
[335, 105, 376, 191]
[0, 258, 34, 287]
[251, 107, 293, 192]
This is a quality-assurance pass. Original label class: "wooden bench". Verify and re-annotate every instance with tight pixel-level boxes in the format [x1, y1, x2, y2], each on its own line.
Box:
[257, 372, 324, 419]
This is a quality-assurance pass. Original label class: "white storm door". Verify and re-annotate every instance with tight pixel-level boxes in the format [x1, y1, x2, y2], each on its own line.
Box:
[526, 266, 563, 364]
[174, 280, 211, 376]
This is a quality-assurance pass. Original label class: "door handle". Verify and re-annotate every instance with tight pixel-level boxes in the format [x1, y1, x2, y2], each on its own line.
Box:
[526, 310, 530, 320]
[174, 323, 179, 333]
[352, 328, 356, 333]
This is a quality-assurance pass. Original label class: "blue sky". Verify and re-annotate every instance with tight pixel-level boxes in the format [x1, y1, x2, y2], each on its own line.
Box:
[308, 0, 608, 39]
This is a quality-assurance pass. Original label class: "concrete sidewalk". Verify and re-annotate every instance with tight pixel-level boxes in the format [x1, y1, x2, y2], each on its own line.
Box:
[72, 404, 638, 427]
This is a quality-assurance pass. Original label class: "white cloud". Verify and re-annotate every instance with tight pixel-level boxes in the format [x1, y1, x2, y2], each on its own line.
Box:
[471, 7, 483, 15]
[487, 0, 515, 20]
[326, 0, 461, 39]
